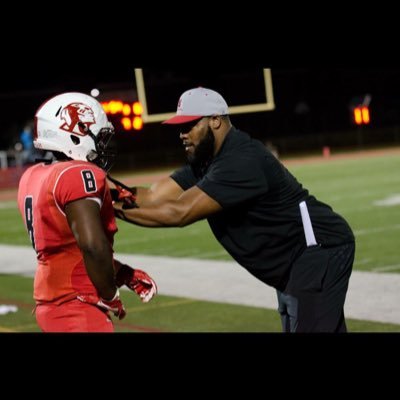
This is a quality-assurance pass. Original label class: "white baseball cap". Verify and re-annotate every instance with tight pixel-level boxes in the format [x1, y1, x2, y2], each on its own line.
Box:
[162, 87, 229, 124]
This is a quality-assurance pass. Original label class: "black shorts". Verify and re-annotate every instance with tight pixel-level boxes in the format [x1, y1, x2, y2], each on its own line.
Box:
[277, 242, 355, 332]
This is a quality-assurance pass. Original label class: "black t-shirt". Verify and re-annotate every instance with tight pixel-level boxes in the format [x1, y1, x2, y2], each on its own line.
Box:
[171, 127, 354, 290]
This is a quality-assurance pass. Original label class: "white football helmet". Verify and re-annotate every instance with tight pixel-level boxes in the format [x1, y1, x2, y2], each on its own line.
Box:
[34, 92, 115, 170]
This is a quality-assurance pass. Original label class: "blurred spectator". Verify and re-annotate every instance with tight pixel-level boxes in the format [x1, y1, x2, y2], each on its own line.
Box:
[14, 142, 24, 167]
[18, 122, 53, 165]
[19, 124, 35, 164]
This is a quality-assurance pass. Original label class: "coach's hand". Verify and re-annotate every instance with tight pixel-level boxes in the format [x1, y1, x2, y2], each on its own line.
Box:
[116, 264, 157, 303]
[108, 175, 138, 209]
[110, 186, 138, 209]
[77, 289, 126, 320]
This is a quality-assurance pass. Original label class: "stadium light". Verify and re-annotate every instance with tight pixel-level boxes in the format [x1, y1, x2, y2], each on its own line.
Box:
[361, 106, 370, 124]
[353, 106, 370, 125]
[354, 107, 363, 125]
[351, 94, 371, 126]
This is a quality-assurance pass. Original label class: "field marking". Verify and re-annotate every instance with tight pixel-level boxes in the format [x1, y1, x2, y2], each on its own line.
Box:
[0, 201, 17, 209]
[374, 194, 400, 207]
[354, 224, 400, 236]
[125, 298, 196, 313]
[371, 264, 400, 272]
[11, 323, 38, 331]
[115, 321, 164, 332]
[1, 243, 400, 324]
[0, 326, 15, 332]
[356, 258, 371, 265]
[0, 301, 197, 333]
[327, 188, 400, 203]
[189, 250, 229, 259]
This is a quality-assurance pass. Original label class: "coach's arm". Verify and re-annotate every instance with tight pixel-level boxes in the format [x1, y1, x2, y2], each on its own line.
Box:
[113, 176, 222, 227]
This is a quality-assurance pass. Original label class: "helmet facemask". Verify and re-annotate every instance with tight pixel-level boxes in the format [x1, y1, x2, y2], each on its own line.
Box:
[79, 122, 116, 172]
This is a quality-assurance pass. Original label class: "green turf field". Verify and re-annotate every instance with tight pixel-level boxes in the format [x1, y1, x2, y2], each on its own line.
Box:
[2, 153, 399, 272]
[1, 152, 399, 332]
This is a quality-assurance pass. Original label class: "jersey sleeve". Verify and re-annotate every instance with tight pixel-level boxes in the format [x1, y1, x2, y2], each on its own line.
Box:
[197, 154, 269, 208]
[170, 165, 198, 190]
[53, 165, 107, 212]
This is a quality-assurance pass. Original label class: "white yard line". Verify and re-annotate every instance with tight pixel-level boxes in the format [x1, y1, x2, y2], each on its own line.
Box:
[0, 201, 17, 209]
[0, 244, 399, 326]
[354, 224, 400, 236]
[371, 264, 400, 272]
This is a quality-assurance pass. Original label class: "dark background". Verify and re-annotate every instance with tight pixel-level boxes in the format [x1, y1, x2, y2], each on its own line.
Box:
[1, 68, 400, 170]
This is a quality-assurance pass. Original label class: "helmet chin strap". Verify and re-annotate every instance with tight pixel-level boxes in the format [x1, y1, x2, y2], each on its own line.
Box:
[77, 122, 115, 171]
[77, 122, 96, 141]
[86, 150, 98, 162]
[77, 121, 99, 163]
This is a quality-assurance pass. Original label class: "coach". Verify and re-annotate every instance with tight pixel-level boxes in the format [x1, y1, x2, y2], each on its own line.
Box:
[113, 87, 355, 332]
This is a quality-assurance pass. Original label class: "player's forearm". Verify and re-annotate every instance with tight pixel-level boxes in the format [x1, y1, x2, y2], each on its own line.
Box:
[66, 199, 118, 300]
[81, 242, 117, 300]
[113, 259, 124, 274]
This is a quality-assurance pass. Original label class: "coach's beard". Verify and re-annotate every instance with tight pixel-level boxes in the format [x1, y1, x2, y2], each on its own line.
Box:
[187, 127, 215, 169]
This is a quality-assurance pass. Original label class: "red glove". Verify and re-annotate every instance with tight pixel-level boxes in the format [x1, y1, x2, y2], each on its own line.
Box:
[116, 265, 157, 303]
[77, 289, 126, 320]
[108, 175, 138, 209]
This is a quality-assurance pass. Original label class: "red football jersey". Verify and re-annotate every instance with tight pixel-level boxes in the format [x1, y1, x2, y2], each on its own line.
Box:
[17, 160, 118, 305]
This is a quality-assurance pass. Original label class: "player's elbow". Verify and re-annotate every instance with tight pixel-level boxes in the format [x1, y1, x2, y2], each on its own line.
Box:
[79, 238, 111, 260]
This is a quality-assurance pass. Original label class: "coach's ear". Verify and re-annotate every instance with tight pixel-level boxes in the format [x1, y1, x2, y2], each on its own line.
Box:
[209, 115, 223, 130]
